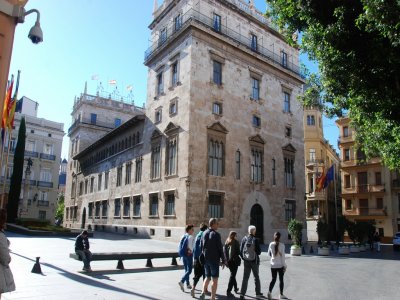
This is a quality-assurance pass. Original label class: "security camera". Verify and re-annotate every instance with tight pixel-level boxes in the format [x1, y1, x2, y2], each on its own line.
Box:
[28, 21, 43, 44]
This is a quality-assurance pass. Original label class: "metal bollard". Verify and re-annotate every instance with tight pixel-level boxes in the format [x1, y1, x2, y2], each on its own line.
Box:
[309, 246, 314, 254]
[31, 257, 42, 274]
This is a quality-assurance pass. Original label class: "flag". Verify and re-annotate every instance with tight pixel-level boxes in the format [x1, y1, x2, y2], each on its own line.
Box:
[126, 84, 133, 91]
[108, 79, 117, 85]
[316, 170, 326, 192]
[15, 98, 23, 113]
[323, 165, 334, 189]
[91, 74, 99, 80]
[2, 75, 14, 130]
[7, 70, 21, 129]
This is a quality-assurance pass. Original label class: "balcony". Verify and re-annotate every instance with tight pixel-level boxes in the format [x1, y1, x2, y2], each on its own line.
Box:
[24, 150, 39, 158]
[337, 134, 353, 144]
[37, 200, 50, 207]
[341, 157, 381, 167]
[343, 207, 387, 217]
[37, 181, 53, 188]
[357, 184, 385, 193]
[144, 8, 301, 76]
[40, 153, 56, 161]
[68, 117, 116, 135]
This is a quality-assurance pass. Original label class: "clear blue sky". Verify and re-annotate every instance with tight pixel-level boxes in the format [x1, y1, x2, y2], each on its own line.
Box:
[9, 0, 339, 160]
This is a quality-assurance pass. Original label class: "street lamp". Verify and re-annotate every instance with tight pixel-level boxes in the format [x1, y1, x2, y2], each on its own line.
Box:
[0, 0, 43, 43]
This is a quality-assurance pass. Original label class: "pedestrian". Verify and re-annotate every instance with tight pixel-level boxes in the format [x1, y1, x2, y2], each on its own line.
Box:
[239, 225, 262, 300]
[267, 232, 287, 300]
[199, 218, 226, 300]
[224, 231, 241, 297]
[178, 224, 195, 292]
[191, 223, 210, 298]
[75, 230, 92, 271]
[0, 209, 16, 299]
[373, 231, 381, 252]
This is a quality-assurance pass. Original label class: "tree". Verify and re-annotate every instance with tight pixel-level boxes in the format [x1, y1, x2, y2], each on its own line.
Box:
[288, 219, 303, 246]
[265, 0, 400, 169]
[7, 117, 26, 222]
[316, 219, 329, 244]
[55, 193, 65, 224]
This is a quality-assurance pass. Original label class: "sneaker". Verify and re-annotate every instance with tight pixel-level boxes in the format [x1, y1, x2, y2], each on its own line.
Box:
[240, 296, 245, 300]
[267, 292, 272, 300]
[234, 288, 239, 294]
[187, 284, 192, 289]
[256, 293, 264, 298]
[280, 294, 288, 299]
[227, 292, 234, 297]
[178, 281, 184, 292]
[199, 293, 206, 300]
[191, 288, 195, 298]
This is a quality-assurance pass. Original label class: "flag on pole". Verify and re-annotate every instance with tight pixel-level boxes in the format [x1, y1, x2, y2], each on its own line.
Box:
[91, 74, 99, 80]
[323, 165, 334, 189]
[108, 79, 117, 85]
[315, 167, 326, 192]
[7, 70, 21, 129]
[126, 84, 133, 91]
[2, 75, 14, 130]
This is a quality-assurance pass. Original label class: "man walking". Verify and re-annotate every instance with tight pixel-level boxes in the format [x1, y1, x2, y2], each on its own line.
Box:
[199, 218, 225, 300]
[178, 224, 195, 292]
[239, 225, 262, 299]
[75, 230, 92, 271]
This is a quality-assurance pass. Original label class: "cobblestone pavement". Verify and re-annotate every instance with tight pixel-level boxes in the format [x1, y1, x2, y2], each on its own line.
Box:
[3, 231, 400, 300]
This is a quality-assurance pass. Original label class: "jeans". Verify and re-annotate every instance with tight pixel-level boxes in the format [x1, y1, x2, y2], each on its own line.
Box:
[227, 260, 238, 293]
[76, 250, 92, 269]
[181, 255, 193, 285]
[240, 260, 261, 295]
[269, 267, 285, 294]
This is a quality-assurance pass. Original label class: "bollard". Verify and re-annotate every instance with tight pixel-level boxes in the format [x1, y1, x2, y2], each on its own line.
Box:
[145, 258, 153, 268]
[302, 246, 305, 254]
[309, 246, 314, 254]
[116, 259, 125, 270]
[171, 257, 178, 266]
[330, 244, 335, 251]
[31, 257, 42, 274]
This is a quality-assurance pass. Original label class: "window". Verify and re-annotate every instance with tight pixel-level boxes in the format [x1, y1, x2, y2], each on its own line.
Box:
[171, 61, 179, 86]
[90, 113, 97, 125]
[135, 157, 142, 182]
[345, 174, 351, 188]
[95, 202, 100, 218]
[156, 72, 164, 96]
[40, 169, 52, 182]
[123, 197, 130, 217]
[212, 102, 222, 115]
[71, 181, 76, 197]
[309, 149, 316, 161]
[101, 200, 108, 218]
[208, 139, 224, 176]
[98, 174, 102, 191]
[165, 193, 175, 216]
[38, 210, 46, 220]
[252, 115, 261, 128]
[169, 101, 177, 115]
[213, 14, 221, 32]
[251, 78, 260, 100]
[251, 34, 258, 51]
[376, 198, 383, 209]
[151, 145, 161, 179]
[283, 92, 291, 113]
[84, 179, 88, 194]
[150, 193, 159, 216]
[159, 27, 167, 45]
[88, 203, 93, 217]
[375, 172, 382, 185]
[174, 14, 182, 31]
[125, 162, 132, 185]
[213, 60, 222, 85]
[208, 193, 223, 218]
[285, 126, 292, 138]
[251, 148, 263, 183]
[39, 191, 48, 201]
[343, 126, 349, 137]
[79, 182, 83, 196]
[133, 196, 141, 217]
[114, 118, 121, 128]
[272, 159, 276, 185]
[43, 143, 53, 155]
[26, 140, 35, 152]
[155, 109, 162, 123]
[116, 166, 122, 187]
[284, 157, 295, 188]
[90, 177, 94, 193]
[235, 150, 241, 180]
[166, 138, 177, 176]
[104, 171, 109, 189]
[281, 51, 288, 67]
[344, 149, 350, 161]
[285, 200, 296, 221]
[9, 138, 16, 151]
[114, 198, 121, 217]
[307, 115, 315, 126]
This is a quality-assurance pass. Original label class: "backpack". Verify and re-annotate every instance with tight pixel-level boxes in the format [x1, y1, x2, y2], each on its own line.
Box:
[193, 231, 203, 259]
[178, 234, 189, 257]
[242, 235, 256, 261]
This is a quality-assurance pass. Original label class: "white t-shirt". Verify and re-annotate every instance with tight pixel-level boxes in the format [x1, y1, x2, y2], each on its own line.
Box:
[267, 241, 287, 268]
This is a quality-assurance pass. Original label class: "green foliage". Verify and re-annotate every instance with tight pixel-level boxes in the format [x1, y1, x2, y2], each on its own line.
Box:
[16, 218, 50, 227]
[345, 220, 375, 244]
[337, 215, 347, 242]
[345, 219, 357, 244]
[316, 219, 329, 242]
[288, 219, 303, 246]
[265, 0, 400, 169]
[55, 194, 65, 222]
[7, 117, 26, 222]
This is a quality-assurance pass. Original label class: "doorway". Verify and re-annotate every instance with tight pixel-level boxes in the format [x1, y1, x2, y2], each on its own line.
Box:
[250, 204, 264, 244]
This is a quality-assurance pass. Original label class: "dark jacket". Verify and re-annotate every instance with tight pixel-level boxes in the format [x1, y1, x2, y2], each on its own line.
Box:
[240, 234, 261, 264]
[75, 234, 90, 251]
[202, 228, 224, 264]
[224, 239, 241, 265]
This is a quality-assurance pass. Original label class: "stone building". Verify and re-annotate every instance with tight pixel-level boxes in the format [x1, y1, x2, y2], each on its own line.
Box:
[337, 117, 399, 243]
[64, 0, 305, 242]
[304, 106, 340, 241]
[0, 96, 64, 221]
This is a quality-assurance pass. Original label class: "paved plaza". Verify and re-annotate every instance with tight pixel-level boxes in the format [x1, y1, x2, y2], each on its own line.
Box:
[3, 231, 400, 300]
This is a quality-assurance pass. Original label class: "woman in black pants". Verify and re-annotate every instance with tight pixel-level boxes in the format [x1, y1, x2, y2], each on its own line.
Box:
[267, 232, 288, 300]
[224, 231, 241, 297]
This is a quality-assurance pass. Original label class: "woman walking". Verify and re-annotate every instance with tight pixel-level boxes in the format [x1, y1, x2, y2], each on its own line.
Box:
[267, 232, 287, 300]
[0, 209, 15, 299]
[224, 231, 241, 297]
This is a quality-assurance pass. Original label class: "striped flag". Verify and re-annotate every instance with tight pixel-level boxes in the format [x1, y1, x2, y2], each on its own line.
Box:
[2, 75, 14, 130]
[7, 70, 21, 129]
[126, 85, 133, 91]
[108, 79, 117, 85]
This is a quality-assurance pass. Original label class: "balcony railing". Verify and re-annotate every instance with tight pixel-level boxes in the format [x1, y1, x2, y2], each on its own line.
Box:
[306, 159, 324, 166]
[144, 8, 301, 76]
[68, 117, 116, 135]
[344, 207, 387, 217]
[37, 181, 53, 188]
[24, 150, 39, 158]
[40, 153, 56, 161]
[37, 200, 50, 207]
[357, 184, 385, 193]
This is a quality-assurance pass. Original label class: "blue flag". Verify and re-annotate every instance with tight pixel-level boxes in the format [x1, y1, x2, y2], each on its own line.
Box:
[323, 165, 334, 188]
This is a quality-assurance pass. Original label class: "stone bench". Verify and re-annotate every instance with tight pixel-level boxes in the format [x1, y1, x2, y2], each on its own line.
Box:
[69, 251, 179, 270]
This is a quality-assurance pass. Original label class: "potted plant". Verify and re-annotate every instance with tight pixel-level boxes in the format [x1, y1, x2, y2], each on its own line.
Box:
[288, 219, 303, 256]
[318, 242, 330, 256]
[338, 243, 350, 255]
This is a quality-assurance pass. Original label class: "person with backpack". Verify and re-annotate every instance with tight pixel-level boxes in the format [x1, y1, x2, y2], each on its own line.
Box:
[239, 225, 262, 300]
[178, 224, 195, 292]
[224, 231, 241, 297]
[190, 223, 209, 298]
[267, 232, 287, 300]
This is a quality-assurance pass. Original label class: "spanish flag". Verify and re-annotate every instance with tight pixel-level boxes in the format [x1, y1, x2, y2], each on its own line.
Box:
[7, 70, 21, 130]
[316, 169, 326, 192]
[2, 75, 14, 130]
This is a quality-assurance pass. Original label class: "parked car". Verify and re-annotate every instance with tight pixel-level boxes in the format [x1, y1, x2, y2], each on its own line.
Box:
[393, 232, 400, 250]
